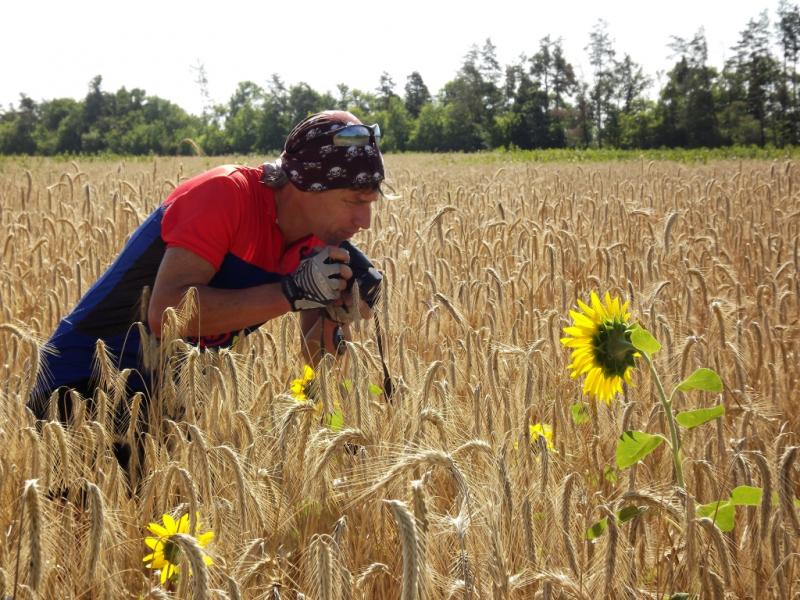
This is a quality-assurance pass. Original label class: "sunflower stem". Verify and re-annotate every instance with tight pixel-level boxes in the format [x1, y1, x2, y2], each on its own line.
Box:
[643, 353, 685, 490]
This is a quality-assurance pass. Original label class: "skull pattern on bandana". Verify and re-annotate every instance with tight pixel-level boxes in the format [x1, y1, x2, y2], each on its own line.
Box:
[268, 112, 385, 192]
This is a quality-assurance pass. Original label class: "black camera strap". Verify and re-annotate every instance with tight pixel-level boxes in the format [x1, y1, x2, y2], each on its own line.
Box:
[320, 312, 393, 400]
[373, 312, 394, 399]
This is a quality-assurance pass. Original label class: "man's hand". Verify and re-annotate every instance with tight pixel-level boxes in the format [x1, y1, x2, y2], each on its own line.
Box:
[325, 280, 374, 324]
[281, 246, 352, 311]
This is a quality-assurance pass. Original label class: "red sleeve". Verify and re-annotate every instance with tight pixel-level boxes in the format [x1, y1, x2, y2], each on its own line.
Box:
[161, 174, 244, 270]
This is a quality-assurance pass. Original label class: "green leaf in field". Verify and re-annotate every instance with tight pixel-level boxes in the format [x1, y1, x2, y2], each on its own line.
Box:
[603, 464, 618, 484]
[676, 368, 723, 393]
[341, 379, 354, 392]
[668, 594, 692, 600]
[616, 430, 666, 470]
[324, 405, 345, 432]
[585, 505, 645, 540]
[586, 517, 608, 541]
[730, 485, 763, 506]
[697, 500, 736, 532]
[618, 505, 646, 523]
[368, 383, 383, 396]
[570, 402, 591, 425]
[630, 326, 661, 355]
[675, 405, 725, 429]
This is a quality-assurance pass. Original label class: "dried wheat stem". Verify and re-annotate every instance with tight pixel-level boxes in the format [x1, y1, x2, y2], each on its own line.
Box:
[749, 451, 773, 541]
[85, 481, 105, 583]
[216, 445, 249, 534]
[778, 446, 800, 536]
[599, 505, 618, 598]
[696, 517, 732, 585]
[355, 563, 391, 591]
[560, 473, 580, 576]
[170, 533, 210, 600]
[23, 480, 42, 591]
[225, 575, 242, 600]
[310, 534, 334, 600]
[385, 500, 418, 600]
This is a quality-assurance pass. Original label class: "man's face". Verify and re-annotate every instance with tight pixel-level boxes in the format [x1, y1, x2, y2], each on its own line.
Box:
[304, 187, 380, 245]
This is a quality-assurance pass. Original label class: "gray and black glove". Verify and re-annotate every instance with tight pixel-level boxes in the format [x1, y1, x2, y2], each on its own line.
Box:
[325, 280, 364, 325]
[281, 247, 349, 311]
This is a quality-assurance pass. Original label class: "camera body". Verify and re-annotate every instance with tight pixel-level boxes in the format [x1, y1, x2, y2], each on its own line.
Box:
[339, 240, 382, 308]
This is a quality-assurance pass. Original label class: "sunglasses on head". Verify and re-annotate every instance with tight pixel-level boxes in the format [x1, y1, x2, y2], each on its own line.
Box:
[331, 123, 381, 147]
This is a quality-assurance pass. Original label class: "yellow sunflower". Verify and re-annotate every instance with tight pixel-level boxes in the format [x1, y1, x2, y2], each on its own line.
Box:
[529, 422, 555, 451]
[143, 512, 214, 584]
[290, 364, 316, 401]
[290, 365, 344, 430]
[561, 291, 639, 404]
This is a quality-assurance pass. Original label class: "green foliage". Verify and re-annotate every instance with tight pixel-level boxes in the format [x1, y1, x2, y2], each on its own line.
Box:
[585, 505, 646, 540]
[697, 499, 737, 532]
[7, 12, 800, 155]
[616, 430, 666, 469]
[675, 404, 725, 429]
[630, 326, 661, 355]
[324, 405, 345, 432]
[730, 485, 763, 506]
[698, 485, 766, 532]
[570, 402, 591, 425]
[676, 368, 723, 393]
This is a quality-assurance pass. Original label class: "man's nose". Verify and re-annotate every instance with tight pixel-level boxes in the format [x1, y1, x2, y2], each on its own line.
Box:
[354, 203, 372, 230]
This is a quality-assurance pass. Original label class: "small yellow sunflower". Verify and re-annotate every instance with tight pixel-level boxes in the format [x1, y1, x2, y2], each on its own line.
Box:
[561, 291, 639, 404]
[290, 365, 316, 401]
[144, 512, 214, 584]
[291, 365, 344, 430]
[529, 422, 555, 451]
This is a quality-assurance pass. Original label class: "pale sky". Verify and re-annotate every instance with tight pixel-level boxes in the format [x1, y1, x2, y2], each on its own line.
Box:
[1, 0, 785, 115]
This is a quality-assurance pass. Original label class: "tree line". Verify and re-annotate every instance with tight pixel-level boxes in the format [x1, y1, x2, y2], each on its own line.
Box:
[3, 6, 800, 155]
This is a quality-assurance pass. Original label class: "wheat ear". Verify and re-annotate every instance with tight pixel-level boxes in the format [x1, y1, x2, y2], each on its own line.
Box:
[170, 533, 210, 600]
[385, 500, 419, 600]
[23, 480, 42, 591]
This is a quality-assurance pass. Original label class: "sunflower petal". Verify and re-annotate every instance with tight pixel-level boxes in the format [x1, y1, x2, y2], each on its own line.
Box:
[145, 537, 160, 550]
[162, 514, 177, 533]
[148, 523, 170, 538]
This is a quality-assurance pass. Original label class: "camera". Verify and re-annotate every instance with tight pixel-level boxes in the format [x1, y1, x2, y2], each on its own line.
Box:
[339, 241, 382, 308]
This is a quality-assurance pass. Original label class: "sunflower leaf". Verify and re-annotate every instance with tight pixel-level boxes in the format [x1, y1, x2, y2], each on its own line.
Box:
[730, 485, 763, 506]
[324, 406, 345, 432]
[616, 430, 666, 470]
[585, 517, 608, 541]
[585, 505, 645, 540]
[676, 368, 723, 393]
[570, 402, 591, 425]
[630, 326, 661, 355]
[675, 405, 725, 429]
[697, 500, 736, 532]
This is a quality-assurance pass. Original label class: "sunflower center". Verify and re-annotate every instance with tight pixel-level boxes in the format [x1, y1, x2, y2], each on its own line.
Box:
[592, 319, 636, 377]
[163, 539, 181, 565]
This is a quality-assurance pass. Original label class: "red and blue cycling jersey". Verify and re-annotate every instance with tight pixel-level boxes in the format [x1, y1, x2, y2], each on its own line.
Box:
[30, 165, 323, 410]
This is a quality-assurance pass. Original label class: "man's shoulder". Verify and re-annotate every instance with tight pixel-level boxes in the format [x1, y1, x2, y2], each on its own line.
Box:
[163, 165, 269, 206]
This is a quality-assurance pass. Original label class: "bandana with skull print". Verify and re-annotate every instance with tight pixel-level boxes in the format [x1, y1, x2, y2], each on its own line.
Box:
[265, 112, 385, 192]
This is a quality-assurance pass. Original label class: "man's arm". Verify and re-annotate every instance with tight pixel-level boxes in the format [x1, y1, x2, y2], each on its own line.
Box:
[147, 246, 291, 338]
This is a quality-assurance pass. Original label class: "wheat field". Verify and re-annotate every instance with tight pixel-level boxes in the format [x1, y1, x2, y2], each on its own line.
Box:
[0, 154, 799, 599]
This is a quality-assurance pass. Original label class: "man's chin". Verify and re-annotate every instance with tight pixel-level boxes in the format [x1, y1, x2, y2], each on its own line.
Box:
[325, 232, 353, 245]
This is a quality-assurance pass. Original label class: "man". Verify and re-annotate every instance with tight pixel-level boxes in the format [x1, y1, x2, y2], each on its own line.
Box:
[29, 110, 384, 429]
